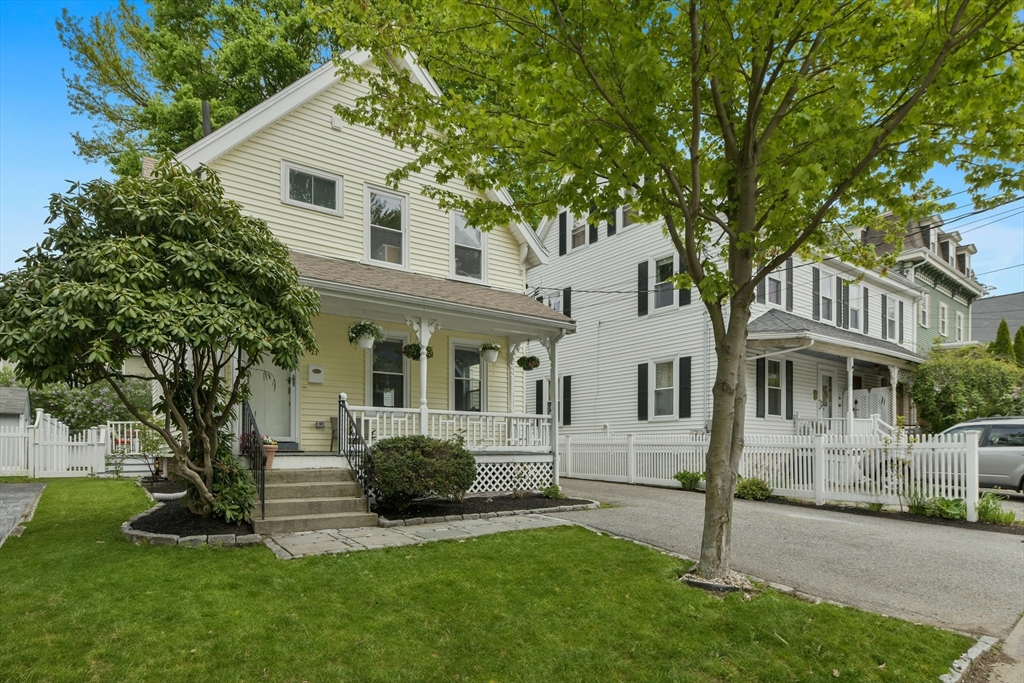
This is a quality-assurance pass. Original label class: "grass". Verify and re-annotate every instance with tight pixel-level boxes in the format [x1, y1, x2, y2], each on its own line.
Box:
[0, 479, 971, 683]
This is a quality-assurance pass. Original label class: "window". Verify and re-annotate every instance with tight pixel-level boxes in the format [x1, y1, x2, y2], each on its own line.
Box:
[986, 425, 1024, 447]
[453, 346, 483, 411]
[820, 271, 834, 321]
[621, 205, 635, 227]
[654, 361, 674, 417]
[282, 162, 342, 214]
[920, 293, 929, 327]
[367, 189, 406, 266]
[372, 339, 405, 408]
[767, 274, 782, 305]
[545, 289, 562, 313]
[939, 303, 948, 337]
[887, 299, 898, 339]
[955, 311, 964, 342]
[849, 284, 861, 330]
[571, 221, 586, 249]
[765, 360, 783, 416]
[452, 212, 484, 280]
[654, 257, 675, 309]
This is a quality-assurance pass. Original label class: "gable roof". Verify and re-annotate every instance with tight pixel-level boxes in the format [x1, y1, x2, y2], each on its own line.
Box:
[175, 52, 548, 268]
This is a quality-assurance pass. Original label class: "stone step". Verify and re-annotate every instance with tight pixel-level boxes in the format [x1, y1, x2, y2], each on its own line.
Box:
[253, 512, 379, 534]
[263, 496, 368, 517]
[264, 468, 355, 484]
[263, 481, 363, 499]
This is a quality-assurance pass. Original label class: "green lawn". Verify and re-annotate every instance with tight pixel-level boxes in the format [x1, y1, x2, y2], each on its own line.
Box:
[1, 479, 970, 683]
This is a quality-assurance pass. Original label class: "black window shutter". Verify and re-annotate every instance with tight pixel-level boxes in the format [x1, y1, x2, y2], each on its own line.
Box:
[562, 287, 572, 318]
[899, 300, 904, 343]
[637, 261, 649, 316]
[637, 363, 649, 421]
[812, 267, 820, 320]
[836, 277, 844, 327]
[678, 356, 691, 418]
[863, 287, 869, 334]
[785, 360, 794, 420]
[588, 202, 598, 244]
[562, 376, 572, 426]
[785, 258, 794, 311]
[842, 281, 850, 329]
[757, 276, 766, 304]
[679, 264, 691, 306]
[881, 294, 888, 340]
[756, 357, 766, 418]
[535, 379, 544, 415]
[558, 212, 567, 256]
[607, 209, 617, 236]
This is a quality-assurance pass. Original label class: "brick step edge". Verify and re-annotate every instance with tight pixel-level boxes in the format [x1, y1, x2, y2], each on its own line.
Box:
[121, 502, 261, 548]
[378, 500, 599, 528]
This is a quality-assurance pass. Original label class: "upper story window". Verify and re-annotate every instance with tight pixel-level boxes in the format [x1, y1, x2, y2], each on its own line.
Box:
[571, 220, 586, 249]
[819, 271, 834, 321]
[654, 361, 674, 417]
[955, 311, 964, 342]
[546, 290, 562, 313]
[849, 284, 861, 330]
[654, 256, 675, 309]
[767, 272, 782, 305]
[939, 303, 948, 337]
[367, 188, 406, 267]
[452, 212, 484, 281]
[621, 205, 636, 227]
[920, 293, 930, 327]
[887, 298, 898, 339]
[282, 162, 342, 215]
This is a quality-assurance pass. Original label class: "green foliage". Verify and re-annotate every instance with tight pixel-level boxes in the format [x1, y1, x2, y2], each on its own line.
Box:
[911, 347, 1024, 432]
[480, 342, 502, 353]
[517, 356, 541, 371]
[1014, 327, 1024, 366]
[976, 492, 1017, 525]
[673, 470, 705, 491]
[927, 497, 966, 520]
[367, 435, 477, 510]
[906, 489, 931, 516]
[182, 433, 255, 525]
[867, 502, 885, 512]
[347, 320, 385, 346]
[735, 478, 772, 501]
[541, 484, 565, 499]
[57, 0, 336, 174]
[402, 344, 434, 360]
[989, 319, 1015, 360]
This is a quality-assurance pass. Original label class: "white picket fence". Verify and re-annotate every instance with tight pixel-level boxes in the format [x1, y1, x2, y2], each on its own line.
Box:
[560, 431, 980, 521]
[0, 410, 108, 478]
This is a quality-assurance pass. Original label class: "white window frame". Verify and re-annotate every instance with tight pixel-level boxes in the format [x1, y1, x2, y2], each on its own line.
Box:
[363, 184, 410, 270]
[765, 358, 784, 417]
[363, 332, 411, 408]
[819, 271, 834, 321]
[650, 358, 675, 420]
[887, 298, 898, 340]
[450, 339, 487, 412]
[449, 211, 487, 283]
[767, 273, 783, 306]
[570, 217, 587, 250]
[955, 311, 964, 342]
[652, 254, 676, 311]
[939, 302, 948, 337]
[620, 204, 636, 228]
[920, 293, 930, 328]
[281, 161, 343, 216]
[848, 283, 861, 331]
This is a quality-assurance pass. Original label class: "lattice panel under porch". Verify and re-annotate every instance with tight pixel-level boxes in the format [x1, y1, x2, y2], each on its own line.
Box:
[469, 461, 554, 493]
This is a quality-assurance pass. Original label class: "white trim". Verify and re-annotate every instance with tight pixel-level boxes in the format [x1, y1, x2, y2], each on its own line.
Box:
[819, 269, 835, 322]
[363, 184, 410, 270]
[765, 357, 785, 418]
[920, 292, 930, 328]
[449, 338, 487, 412]
[650, 252, 677, 315]
[766, 272, 784, 307]
[939, 302, 949, 337]
[449, 211, 488, 284]
[955, 310, 964, 342]
[364, 333, 411, 408]
[280, 160, 343, 216]
[650, 357, 676, 421]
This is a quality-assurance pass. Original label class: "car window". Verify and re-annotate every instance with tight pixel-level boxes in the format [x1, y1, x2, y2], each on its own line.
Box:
[985, 425, 1024, 447]
[944, 426, 984, 440]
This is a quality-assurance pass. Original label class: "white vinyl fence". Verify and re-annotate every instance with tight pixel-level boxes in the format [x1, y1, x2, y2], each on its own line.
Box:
[560, 431, 980, 521]
[0, 410, 108, 478]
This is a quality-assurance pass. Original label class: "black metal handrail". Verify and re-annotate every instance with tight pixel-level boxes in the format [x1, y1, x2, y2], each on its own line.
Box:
[338, 394, 375, 508]
[241, 401, 267, 520]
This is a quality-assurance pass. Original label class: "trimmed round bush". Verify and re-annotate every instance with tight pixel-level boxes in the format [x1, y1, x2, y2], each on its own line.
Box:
[366, 435, 476, 510]
[734, 477, 772, 501]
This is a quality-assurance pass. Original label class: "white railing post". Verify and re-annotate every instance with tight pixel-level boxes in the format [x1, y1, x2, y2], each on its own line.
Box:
[813, 434, 826, 506]
[965, 431, 979, 522]
[627, 433, 636, 484]
[563, 435, 572, 479]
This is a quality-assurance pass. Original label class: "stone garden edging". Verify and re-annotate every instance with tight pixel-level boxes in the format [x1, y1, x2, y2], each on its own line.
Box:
[378, 500, 599, 528]
[122, 482, 261, 548]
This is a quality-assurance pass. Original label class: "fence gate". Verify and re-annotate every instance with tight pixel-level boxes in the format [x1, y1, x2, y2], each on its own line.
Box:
[0, 410, 107, 478]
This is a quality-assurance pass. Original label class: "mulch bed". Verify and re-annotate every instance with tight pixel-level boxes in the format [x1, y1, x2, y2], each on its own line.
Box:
[763, 496, 1024, 536]
[377, 493, 592, 520]
[140, 478, 187, 495]
[131, 498, 253, 536]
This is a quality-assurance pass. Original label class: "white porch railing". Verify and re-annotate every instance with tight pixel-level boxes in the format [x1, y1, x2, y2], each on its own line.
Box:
[348, 407, 552, 452]
[795, 414, 891, 437]
[108, 421, 142, 455]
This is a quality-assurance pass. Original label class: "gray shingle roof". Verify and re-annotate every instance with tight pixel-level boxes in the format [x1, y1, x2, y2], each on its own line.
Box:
[748, 309, 925, 361]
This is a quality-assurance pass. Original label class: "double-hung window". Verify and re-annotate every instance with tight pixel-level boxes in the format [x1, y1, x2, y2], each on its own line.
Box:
[621, 205, 635, 227]
[654, 361, 674, 417]
[920, 293, 930, 327]
[372, 339, 405, 408]
[282, 162, 342, 214]
[955, 311, 964, 341]
[887, 299, 898, 339]
[367, 188, 406, 266]
[654, 256, 675, 309]
[453, 346, 483, 412]
[849, 284, 862, 330]
[820, 272, 834, 321]
[571, 220, 586, 249]
[939, 303, 948, 337]
[767, 360, 782, 416]
[767, 273, 782, 305]
[452, 212, 484, 280]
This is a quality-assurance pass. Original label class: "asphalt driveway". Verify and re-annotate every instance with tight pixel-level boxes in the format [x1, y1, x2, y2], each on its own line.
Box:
[0, 483, 46, 547]
[553, 479, 1024, 638]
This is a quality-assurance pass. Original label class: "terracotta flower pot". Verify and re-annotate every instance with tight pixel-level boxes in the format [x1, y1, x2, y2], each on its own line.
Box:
[263, 444, 278, 469]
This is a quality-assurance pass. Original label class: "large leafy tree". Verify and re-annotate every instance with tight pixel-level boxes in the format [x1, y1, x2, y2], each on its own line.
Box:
[317, 0, 1024, 576]
[58, 0, 335, 176]
[0, 159, 320, 516]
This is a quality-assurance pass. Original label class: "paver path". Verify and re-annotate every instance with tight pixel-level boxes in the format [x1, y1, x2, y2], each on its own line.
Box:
[551, 479, 1024, 639]
[266, 514, 571, 559]
[0, 483, 46, 548]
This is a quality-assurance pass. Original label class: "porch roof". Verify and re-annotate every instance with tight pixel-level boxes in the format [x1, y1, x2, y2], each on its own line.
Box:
[290, 251, 575, 333]
[747, 309, 925, 368]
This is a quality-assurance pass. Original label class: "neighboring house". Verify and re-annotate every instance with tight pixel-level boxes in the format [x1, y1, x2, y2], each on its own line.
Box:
[170, 52, 574, 528]
[865, 216, 984, 352]
[0, 387, 30, 429]
[971, 292, 1024, 343]
[524, 208, 925, 438]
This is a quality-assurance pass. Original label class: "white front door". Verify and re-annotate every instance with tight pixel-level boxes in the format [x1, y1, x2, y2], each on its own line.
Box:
[248, 358, 296, 442]
[817, 371, 835, 420]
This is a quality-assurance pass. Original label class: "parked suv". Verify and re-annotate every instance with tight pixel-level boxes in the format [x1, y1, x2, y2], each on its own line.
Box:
[941, 417, 1024, 491]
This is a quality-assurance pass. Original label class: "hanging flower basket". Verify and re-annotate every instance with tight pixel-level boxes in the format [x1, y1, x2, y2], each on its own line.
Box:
[403, 343, 434, 360]
[480, 342, 501, 363]
[517, 355, 541, 371]
[347, 320, 385, 350]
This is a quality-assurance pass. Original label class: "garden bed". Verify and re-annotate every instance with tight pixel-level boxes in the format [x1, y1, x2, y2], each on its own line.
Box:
[130, 497, 253, 536]
[139, 477, 186, 495]
[377, 493, 593, 521]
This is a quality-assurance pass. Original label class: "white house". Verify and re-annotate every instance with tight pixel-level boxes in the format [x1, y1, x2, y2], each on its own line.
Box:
[524, 208, 926, 438]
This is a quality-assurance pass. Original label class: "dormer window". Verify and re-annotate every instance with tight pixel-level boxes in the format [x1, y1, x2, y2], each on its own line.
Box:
[281, 162, 342, 215]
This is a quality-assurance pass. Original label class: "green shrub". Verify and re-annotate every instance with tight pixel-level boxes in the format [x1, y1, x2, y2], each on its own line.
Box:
[367, 435, 476, 510]
[926, 497, 966, 520]
[542, 485, 564, 499]
[673, 470, 704, 491]
[977, 492, 1017, 525]
[182, 434, 255, 525]
[735, 477, 772, 500]
[867, 502, 885, 512]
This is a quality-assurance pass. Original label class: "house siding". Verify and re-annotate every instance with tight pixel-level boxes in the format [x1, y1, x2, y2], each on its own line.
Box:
[911, 270, 972, 351]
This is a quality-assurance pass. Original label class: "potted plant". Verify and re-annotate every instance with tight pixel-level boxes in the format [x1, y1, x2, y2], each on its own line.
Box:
[403, 343, 434, 360]
[480, 342, 501, 363]
[347, 320, 385, 350]
[517, 355, 541, 371]
[262, 435, 278, 470]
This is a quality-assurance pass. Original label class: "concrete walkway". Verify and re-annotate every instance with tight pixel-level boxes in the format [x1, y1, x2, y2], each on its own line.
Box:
[266, 513, 571, 559]
[0, 483, 46, 548]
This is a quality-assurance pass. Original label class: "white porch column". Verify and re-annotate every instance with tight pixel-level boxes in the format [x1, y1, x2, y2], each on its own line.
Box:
[542, 333, 564, 486]
[846, 356, 854, 436]
[508, 342, 521, 414]
[407, 317, 440, 436]
[888, 365, 899, 426]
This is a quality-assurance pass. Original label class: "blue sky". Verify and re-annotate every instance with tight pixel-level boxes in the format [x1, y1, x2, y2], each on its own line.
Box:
[1, 0, 1022, 295]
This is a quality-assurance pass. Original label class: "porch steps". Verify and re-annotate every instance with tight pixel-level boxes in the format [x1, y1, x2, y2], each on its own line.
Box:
[253, 467, 377, 534]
